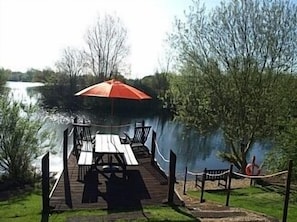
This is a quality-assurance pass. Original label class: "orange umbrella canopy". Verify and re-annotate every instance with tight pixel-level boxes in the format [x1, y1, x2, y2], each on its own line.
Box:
[75, 79, 151, 100]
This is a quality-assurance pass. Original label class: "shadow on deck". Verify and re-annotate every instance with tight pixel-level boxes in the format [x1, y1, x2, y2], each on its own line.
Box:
[49, 148, 182, 212]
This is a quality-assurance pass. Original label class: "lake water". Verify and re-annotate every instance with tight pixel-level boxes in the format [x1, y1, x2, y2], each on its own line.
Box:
[6, 81, 269, 179]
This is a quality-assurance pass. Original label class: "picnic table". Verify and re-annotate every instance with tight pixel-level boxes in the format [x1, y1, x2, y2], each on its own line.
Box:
[95, 134, 138, 165]
[77, 134, 138, 180]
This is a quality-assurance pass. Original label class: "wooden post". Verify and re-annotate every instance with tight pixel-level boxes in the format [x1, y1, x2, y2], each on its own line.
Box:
[83, 118, 86, 137]
[183, 166, 187, 195]
[167, 150, 177, 204]
[226, 164, 233, 206]
[73, 117, 79, 161]
[141, 120, 145, 144]
[250, 155, 256, 186]
[63, 128, 72, 208]
[282, 160, 293, 222]
[151, 131, 156, 165]
[63, 129, 68, 173]
[42, 152, 50, 214]
[200, 168, 207, 203]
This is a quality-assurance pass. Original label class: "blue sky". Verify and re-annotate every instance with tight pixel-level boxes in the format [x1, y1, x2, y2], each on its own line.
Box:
[0, 0, 220, 78]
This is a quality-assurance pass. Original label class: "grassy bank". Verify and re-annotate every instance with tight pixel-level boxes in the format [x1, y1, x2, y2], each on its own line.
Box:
[187, 186, 297, 222]
[0, 190, 196, 222]
[0, 191, 42, 222]
[6, 185, 297, 221]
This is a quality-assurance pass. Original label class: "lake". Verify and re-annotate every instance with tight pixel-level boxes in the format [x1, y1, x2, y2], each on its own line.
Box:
[6, 81, 269, 179]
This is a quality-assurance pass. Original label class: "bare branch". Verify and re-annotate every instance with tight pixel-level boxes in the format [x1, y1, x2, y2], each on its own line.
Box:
[85, 14, 130, 80]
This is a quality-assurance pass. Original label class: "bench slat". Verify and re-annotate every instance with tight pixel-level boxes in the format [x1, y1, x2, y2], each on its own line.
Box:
[122, 144, 138, 165]
[196, 168, 229, 189]
[81, 141, 93, 152]
[78, 151, 93, 165]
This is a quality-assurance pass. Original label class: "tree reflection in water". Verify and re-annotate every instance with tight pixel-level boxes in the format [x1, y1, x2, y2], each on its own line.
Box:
[7, 81, 268, 179]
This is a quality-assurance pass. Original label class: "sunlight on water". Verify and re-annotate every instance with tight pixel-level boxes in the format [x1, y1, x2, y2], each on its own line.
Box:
[5, 81, 269, 179]
[6, 81, 44, 105]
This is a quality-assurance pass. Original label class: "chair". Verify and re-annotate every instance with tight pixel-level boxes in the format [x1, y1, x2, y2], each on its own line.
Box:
[124, 126, 151, 148]
[73, 120, 95, 163]
[135, 121, 144, 128]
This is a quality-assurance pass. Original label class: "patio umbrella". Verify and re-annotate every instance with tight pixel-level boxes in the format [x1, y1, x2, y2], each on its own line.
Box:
[75, 79, 151, 100]
[74, 79, 151, 129]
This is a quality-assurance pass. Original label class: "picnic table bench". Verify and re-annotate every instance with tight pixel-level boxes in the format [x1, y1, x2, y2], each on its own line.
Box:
[195, 168, 229, 189]
[121, 144, 138, 166]
[77, 141, 94, 181]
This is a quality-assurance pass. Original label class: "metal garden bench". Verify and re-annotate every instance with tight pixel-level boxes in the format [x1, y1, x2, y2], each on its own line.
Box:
[195, 168, 229, 189]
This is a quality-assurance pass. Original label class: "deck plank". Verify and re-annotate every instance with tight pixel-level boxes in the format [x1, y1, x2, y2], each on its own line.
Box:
[49, 147, 181, 211]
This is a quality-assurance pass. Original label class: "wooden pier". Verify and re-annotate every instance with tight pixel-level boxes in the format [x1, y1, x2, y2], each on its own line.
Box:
[49, 145, 182, 212]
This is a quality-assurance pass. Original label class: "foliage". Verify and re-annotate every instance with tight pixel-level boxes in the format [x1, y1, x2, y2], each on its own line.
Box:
[0, 68, 10, 91]
[141, 72, 170, 99]
[264, 75, 297, 179]
[167, 0, 297, 171]
[264, 117, 297, 181]
[7, 68, 59, 83]
[0, 95, 53, 184]
[3, 70, 170, 117]
[36, 72, 166, 115]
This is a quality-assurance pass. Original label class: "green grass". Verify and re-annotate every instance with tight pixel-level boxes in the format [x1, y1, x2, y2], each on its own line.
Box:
[3, 186, 297, 221]
[0, 191, 196, 222]
[0, 191, 42, 222]
[187, 186, 297, 222]
[49, 207, 196, 222]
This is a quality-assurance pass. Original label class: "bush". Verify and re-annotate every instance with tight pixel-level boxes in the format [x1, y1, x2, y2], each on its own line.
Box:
[0, 94, 52, 184]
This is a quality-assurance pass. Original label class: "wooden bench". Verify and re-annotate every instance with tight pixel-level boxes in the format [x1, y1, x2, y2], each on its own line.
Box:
[77, 141, 94, 181]
[81, 141, 94, 152]
[195, 168, 229, 189]
[77, 151, 94, 182]
[100, 144, 138, 173]
[78, 151, 93, 166]
[121, 144, 138, 166]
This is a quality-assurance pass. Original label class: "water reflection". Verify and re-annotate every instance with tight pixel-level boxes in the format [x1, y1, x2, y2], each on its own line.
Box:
[6, 81, 269, 178]
[144, 118, 231, 177]
[6, 81, 44, 104]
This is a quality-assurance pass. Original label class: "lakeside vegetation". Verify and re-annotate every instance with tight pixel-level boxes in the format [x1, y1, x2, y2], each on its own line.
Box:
[187, 186, 297, 222]
[2, 0, 297, 178]
[1, 0, 297, 221]
[4, 68, 169, 117]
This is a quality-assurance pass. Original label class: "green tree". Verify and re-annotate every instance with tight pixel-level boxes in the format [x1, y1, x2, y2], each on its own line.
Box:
[26, 68, 42, 82]
[144, 73, 170, 97]
[167, 0, 297, 171]
[0, 95, 52, 184]
[0, 68, 10, 91]
[265, 119, 297, 180]
[264, 74, 297, 179]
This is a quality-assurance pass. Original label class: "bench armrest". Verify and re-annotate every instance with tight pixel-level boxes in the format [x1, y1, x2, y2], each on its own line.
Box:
[120, 132, 132, 144]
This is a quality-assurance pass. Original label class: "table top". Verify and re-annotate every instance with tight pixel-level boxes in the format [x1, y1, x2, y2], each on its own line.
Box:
[95, 134, 124, 153]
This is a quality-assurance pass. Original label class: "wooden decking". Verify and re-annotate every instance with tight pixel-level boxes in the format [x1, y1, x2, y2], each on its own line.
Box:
[49, 148, 182, 212]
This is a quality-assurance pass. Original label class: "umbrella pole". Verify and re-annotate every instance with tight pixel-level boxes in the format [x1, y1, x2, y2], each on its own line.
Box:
[110, 99, 114, 134]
